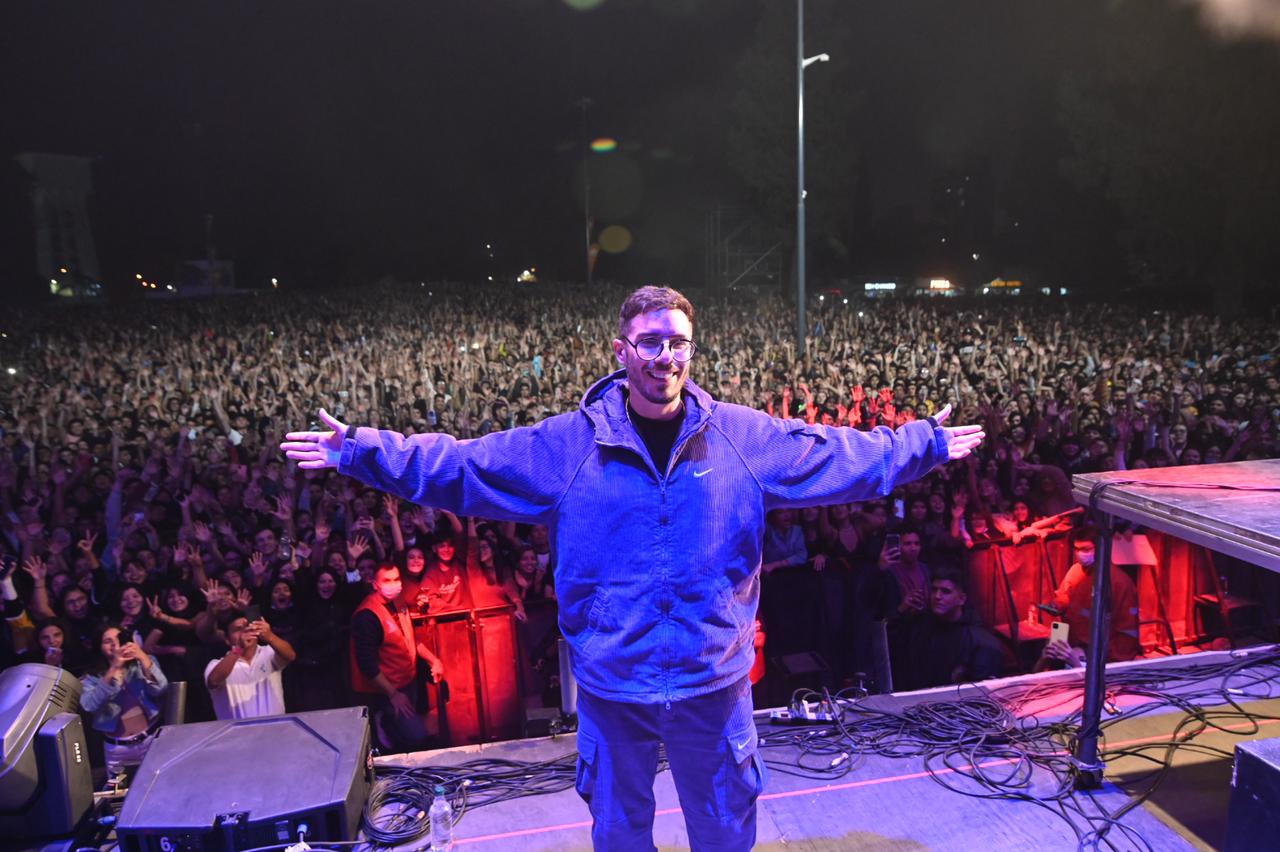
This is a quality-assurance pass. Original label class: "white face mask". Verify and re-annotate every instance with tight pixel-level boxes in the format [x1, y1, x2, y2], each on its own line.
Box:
[1077, 552, 1096, 568]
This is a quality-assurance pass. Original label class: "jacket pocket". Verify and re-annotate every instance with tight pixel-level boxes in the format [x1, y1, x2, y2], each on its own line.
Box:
[719, 577, 751, 633]
[724, 721, 768, 814]
[581, 588, 610, 656]
[575, 729, 599, 801]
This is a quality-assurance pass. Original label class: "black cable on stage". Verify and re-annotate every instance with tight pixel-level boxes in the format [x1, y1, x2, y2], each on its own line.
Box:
[345, 648, 1280, 850]
[748, 648, 1280, 851]
[360, 750, 581, 847]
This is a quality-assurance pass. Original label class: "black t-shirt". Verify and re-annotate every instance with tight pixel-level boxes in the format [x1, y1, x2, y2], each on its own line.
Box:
[627, 399, 686, 475]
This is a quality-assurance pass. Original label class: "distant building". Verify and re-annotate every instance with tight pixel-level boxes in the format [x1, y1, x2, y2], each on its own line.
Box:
[911, 277, 962, 297]
[861, 278, 900, 298]
[976, 278, 1070, 298]
[853, 276, 964, 298]
[979, 278, 1023, 296]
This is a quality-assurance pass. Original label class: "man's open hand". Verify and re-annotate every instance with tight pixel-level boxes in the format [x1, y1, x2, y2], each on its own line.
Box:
[932, 404, 985, 461]
[280, 408, 348, 469]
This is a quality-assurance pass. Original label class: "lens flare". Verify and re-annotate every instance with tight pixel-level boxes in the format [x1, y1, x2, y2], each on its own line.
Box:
[599, 225, 633, 254]
[590, 137, 618, 153]
[1188, 0, 1280, 39]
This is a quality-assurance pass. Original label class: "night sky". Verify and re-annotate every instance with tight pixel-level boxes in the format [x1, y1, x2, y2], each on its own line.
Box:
[2, 0, 1277, 299]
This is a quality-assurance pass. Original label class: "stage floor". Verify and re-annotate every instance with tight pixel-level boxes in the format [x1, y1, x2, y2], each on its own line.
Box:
[374, 648, 1280, 851]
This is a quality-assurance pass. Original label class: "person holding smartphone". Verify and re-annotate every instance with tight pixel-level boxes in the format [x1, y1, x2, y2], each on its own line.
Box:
[204, 606, 297, 720]
[80, 622, 168, 784]
[872, 530, 931, 619]
[1047, 530, 1139, 663]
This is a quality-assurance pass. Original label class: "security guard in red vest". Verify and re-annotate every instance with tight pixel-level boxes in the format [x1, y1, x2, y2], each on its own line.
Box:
[350, 564, 445, 751]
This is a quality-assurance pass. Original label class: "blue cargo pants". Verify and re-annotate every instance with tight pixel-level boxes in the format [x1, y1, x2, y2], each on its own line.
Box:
[574, 676, 767, 851]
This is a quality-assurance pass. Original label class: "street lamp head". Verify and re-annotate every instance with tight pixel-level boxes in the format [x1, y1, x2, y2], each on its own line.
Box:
[802, 53, 830, 68]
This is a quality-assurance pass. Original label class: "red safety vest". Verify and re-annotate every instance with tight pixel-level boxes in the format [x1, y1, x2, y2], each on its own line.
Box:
[350, 592, 418, 694]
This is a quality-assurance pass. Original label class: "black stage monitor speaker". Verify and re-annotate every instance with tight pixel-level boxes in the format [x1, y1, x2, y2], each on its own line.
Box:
[0, 663, 93, 839]
[116, 706, 372, 852]
[771, 651, 830, 705]
[1226, 736, 1280, 851]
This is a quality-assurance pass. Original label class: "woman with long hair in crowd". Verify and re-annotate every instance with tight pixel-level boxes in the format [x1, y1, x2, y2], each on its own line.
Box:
[265, 577, 301, 644]
[17, 618, 74, 671]
[265, 575, 303, 709]
[399, 545, 430, 615]
[115, 583, 151, 639]
[79, 622, 168, 785]
[799, 506, 824, 561]
[142, 582, 201, 683]
[294, 567, 352, 711]
[468, 526, 527, 622]
[512, 544, 554, 602]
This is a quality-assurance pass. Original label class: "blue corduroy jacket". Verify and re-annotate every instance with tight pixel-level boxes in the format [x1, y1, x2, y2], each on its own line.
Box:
[340, 371, 948, 703]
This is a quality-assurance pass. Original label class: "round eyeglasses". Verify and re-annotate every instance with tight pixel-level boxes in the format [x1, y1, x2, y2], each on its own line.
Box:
[620, 335, 698, 363]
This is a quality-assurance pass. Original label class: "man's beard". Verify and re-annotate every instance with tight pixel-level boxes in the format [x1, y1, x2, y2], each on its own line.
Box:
[628, 361, 686, 406]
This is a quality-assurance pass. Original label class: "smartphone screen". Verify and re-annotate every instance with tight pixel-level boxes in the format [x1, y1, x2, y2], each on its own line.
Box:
[893, 499, 905, 519]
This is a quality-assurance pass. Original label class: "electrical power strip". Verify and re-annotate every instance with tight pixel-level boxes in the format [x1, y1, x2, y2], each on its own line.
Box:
[769, 700, 841, 725]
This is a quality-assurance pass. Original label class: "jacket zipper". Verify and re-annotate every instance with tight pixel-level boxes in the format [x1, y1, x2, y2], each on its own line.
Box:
[656, 421, 705, 705]
[601, 410, 710, 706]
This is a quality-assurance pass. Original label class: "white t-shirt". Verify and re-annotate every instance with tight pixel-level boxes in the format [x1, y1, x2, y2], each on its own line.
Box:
[204, 644, 286, 720]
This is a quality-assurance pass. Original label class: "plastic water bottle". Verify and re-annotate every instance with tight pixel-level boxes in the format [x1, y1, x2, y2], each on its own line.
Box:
[429, 785, 453, 851]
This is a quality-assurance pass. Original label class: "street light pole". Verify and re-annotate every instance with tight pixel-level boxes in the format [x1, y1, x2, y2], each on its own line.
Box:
[796, 0, 828, 355]
[577, 96, 594, 288]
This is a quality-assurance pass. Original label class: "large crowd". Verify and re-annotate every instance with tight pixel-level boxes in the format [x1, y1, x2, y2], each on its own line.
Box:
[2, 281, 1278, 771]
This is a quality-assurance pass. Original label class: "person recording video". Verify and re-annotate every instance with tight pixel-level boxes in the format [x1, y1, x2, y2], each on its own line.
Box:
[79, 622, 168, 784]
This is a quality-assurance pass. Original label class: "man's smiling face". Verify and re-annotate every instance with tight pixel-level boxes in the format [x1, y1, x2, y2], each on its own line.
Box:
[613, 308, 693, 419]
